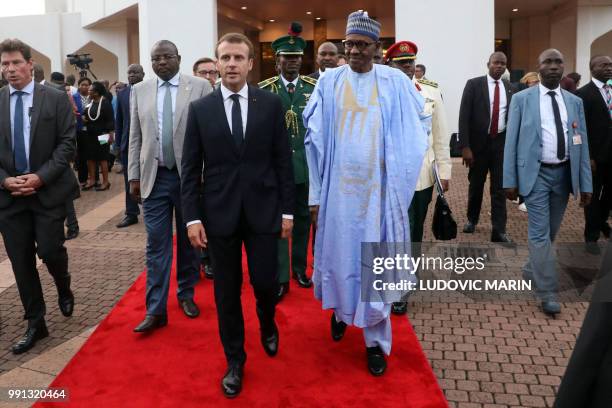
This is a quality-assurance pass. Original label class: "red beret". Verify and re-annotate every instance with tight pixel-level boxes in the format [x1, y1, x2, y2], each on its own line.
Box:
[384, 41, 418, 64]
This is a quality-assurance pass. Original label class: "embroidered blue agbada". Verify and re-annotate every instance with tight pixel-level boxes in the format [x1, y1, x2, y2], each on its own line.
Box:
[304, 64, 427, 338]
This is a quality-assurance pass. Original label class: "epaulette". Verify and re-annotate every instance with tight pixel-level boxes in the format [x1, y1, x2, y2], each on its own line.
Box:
[417, 78, 438, 88]
[258, 76, 279, 88]
[300, 75, 317, 86]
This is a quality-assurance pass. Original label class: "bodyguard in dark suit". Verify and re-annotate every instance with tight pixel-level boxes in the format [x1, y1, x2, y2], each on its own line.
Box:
[182, 33, 294, 398]
[458, 52, 513, 242]
[308, 41, 339, 80]
[0, 39, 78, 354]
[115, 64, 144, 228]
[576, 55, 612, 253]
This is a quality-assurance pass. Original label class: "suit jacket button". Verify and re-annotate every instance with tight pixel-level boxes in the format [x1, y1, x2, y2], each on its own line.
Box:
[292, 149, 295, 153]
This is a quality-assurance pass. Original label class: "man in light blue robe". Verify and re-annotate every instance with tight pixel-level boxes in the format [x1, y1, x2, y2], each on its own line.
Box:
[303, 10, 428, 376]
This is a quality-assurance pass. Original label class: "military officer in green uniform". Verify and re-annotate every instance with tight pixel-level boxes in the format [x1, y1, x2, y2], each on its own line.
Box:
[259, 22, 317, 300]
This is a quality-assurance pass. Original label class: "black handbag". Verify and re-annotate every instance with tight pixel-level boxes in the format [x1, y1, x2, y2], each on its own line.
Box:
[431, 161, 457, 241]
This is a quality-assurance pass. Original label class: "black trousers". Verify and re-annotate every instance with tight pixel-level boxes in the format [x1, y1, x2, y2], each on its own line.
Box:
[466, 133, 507, 233]
[121, 156, 140, 217]
[0, 197, 69, 328]
[409, 186, 434, 243]
[76, 130, 88, 184]
[208, 210, 279, 366]
[584, 162, 611, 242]
[65, 200, 78, 230]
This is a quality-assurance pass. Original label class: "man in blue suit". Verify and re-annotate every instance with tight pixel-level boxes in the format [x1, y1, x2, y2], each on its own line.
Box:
[504, 49, 592, 316]
[115, 64, 144, 228]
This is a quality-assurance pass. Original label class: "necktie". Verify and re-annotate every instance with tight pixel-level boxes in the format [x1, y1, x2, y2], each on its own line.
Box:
[161, 82, 175, 169]
[603, 84, 612, 120]
[287, 83, 295, 94]
[13, 91, 28, 174]
[230, 94, 243, 148]
[547, 90, 565, 161]
[489, 80, 500, 137]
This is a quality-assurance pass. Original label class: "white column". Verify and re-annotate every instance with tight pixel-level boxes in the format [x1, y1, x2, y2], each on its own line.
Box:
[395, 0, 494, 134]
[138, 0, 218, 78]
[576, 4, 612, 81]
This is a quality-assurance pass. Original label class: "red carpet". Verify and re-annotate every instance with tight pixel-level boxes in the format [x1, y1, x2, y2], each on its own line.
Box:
[38, 241, 447, 408]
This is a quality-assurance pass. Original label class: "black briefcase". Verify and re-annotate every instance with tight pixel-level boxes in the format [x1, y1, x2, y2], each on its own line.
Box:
[431, 161, 457, 241]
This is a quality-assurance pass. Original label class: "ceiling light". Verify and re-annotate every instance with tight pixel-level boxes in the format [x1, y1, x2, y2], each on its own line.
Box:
[241, 6, 247, 10]
[306, 11, 312, 15]
[512, 8, 518, 12]
[315, 17, 321, 20]
[269, 19, 275, 22]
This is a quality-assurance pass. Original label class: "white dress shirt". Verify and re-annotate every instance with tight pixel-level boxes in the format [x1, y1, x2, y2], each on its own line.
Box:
[592, 78, 610, 105]
[220, 82, 248, 136]
[186, 82, 292, 227]
[539, 84, 569, 164]
[487, 74, 507, 133]
[156, 73, 180, 167]
[9, 80, 35, 173]
[280, 75, 299, 91]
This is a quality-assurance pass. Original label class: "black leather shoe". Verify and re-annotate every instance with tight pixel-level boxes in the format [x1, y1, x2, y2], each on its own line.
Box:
[277, 282, 289, 301]
[65, 228, 79, 240]
[366, 346, 387, 376]
[179, 299, 200, 318]
[541, 300, 561, 317]
[293, 272, 312, 288]
[133, 315, 167, 332]
[58, 290, 75, 317]
[221, 365, 244, 398]
[491, 232, 513, 244]
[463, 221, 476, 233]
[601, 224, 611, 239]
[116, 216, 138, 228]
[261, 322, 279, 357]
[203, 264, 214, 280]
[331, 314, 347, 341]
[11, 324, 49, 354]
[391, 302, 408, 315]
[585, 242, 601, 255]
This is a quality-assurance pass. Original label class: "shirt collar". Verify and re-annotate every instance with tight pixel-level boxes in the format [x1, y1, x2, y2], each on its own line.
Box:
[157, 72, 180, 88]
[9, 79, 35, 95]
[592, 77, 605, 89]
[280, 75, 298, 88]
[487, 74, 502, 84]
[220, 82, 248, 101]
[539, 83, 562, 96]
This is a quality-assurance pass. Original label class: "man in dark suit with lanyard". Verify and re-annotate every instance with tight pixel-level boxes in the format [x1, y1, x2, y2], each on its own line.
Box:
[0, 38, 78, 354]
[181, 33, 294, 398]
[459, 52, 513, 243]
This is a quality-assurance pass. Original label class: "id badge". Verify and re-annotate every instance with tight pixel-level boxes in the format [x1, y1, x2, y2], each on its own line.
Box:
[572, 134, 582, 145]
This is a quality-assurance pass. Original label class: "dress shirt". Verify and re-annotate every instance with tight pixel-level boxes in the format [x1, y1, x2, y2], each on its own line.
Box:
[9, 80, 35, 173]
[539, 84, 569, 164]
[592, 78, 610, 106]
[156, 73, 180, 167]
[280, 75, 299, 91]
[220, 83, 248, 136]
[186, 82, 292, 227]
[487, 74, 507, 133]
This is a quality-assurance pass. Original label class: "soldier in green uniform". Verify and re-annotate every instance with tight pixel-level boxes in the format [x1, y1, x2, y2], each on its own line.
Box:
[259, 22, 317, 300]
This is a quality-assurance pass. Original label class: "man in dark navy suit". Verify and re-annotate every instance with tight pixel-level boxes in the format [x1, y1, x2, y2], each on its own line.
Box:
[115, 64, 144, 228]
[181, 33, 294, 398]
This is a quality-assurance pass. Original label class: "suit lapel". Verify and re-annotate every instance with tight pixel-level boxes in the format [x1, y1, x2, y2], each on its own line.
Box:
[0, 87, 10, 150]
[214, 89, 239, 156]
[589, 81, 609, 115]
[529, 86, 542, 140]
[173, 75, 193, 136]
[29, 83, 45, 149]
[242, 85, 259, 156]
[482, 76, 491, 118]
[150, 80, 160, 137]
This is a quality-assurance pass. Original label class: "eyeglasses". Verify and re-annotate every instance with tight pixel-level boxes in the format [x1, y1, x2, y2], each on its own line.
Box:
[151, 54, 177, 63]
[197, 70, 218, 76]
[343, 40, 375, 51]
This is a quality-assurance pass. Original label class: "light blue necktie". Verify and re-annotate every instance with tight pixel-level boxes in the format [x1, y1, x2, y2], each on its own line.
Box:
[161, 82, 175, 169]
[13, 91, 28, 174]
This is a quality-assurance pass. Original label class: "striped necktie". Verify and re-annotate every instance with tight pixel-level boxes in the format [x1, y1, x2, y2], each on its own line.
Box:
[604, 84, 612, 120]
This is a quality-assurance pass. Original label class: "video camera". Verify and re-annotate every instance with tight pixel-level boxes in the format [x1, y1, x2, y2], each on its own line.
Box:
[66, 53, 96, 79]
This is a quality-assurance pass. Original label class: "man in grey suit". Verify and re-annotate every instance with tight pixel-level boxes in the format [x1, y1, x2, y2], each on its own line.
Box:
[504, 49, 592, 316]
[0, 39, 78, 353]
[128, 40, 213, 332]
